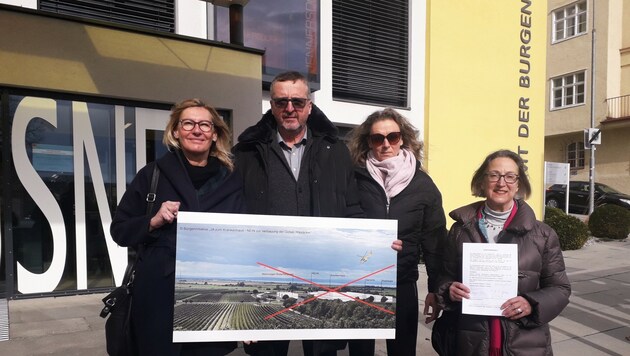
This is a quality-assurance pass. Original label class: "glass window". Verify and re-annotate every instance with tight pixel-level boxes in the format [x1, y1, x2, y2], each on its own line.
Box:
[567, 142, 585, 169]
[551, 71, 586, 109]
[552, 1, 587, 42]
[4, 91, 171, 295]
[215, 0, 320, 89]
[331, 0, 409, 107]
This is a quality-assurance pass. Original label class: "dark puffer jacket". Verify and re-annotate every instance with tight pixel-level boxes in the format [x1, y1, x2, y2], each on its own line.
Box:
[437, 200, 571, 356]
[354, 164, 446, 287]
[232, 104, 362, 218]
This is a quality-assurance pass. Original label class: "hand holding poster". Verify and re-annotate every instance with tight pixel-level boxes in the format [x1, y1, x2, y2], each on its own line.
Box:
[173, 212, 398, 342]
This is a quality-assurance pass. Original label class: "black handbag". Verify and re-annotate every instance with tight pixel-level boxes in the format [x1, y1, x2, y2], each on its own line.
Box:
[100, 164, 160, 356]
[431, 310, 459, 356]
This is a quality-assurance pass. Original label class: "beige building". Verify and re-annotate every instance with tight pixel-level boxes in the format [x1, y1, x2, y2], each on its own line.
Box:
[545, 0, 630, 194]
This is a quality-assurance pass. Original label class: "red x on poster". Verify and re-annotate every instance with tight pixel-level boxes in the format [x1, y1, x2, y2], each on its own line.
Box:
[174, 212, 397, 342]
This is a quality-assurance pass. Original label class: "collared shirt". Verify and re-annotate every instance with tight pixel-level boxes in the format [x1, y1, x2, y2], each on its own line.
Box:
[277, 128, 308, 180]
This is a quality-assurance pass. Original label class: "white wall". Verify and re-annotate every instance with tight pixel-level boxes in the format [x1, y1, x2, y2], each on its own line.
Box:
[175, 0, 208, 39]
[1, 0, 36, 8]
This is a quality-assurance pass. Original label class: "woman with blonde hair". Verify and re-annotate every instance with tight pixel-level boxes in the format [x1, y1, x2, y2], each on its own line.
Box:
[111, 98, 245, 355]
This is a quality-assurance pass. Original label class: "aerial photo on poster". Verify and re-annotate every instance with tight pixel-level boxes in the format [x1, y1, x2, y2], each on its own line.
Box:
[173, 212, 398, 342]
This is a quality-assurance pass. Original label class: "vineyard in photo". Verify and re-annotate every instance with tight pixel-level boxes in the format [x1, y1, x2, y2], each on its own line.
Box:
[173, 283, 396, 331]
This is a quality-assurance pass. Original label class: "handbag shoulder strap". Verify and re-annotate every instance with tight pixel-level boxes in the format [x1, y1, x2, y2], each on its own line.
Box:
[145, 163, 160, 215]
[124, 163, 160, 279]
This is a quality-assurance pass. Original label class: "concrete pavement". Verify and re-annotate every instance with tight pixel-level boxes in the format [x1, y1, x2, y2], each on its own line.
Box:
[548, 238, 630, 355]
[0, 238, 629, 355]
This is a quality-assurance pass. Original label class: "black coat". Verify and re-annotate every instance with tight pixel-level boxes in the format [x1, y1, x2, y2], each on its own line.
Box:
[110, 150, 246, 356]
[354, 164, 446, 287]
[233, 104, 363, 218]
[232, 105, 363, 354]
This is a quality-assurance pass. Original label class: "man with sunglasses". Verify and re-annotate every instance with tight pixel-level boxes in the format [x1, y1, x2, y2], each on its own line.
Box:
[233, 71, 365, 356]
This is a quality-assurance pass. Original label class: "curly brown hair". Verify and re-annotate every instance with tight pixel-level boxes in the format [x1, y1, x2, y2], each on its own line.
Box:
[347, 108, 424, 167]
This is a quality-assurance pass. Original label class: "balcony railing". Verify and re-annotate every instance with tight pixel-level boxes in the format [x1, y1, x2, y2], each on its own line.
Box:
[606, 95, 630, 120]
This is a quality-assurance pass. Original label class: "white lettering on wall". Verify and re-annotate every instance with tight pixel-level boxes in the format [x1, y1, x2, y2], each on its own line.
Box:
[73, 102, 128, 288]
[11, 97, 170, 293]
[11, 97, 67, 293]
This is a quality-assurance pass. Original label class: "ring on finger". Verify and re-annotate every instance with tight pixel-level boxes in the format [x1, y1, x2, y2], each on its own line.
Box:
[516, 308, 522, 314]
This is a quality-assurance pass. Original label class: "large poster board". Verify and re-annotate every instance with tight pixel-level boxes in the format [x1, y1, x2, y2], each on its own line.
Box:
[173, 212, 398, 342]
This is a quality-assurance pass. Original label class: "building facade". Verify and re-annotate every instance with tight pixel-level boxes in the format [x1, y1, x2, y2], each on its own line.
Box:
[545, 0, 630, 194]
[0, 1, 264, 298]
[0, 0, 548, 300]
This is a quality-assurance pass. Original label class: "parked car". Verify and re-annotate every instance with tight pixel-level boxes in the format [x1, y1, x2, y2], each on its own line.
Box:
[545, 181, 630, 214]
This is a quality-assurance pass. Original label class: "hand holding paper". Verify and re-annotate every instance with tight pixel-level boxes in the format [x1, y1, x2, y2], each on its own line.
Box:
[461, 243, 518, 316]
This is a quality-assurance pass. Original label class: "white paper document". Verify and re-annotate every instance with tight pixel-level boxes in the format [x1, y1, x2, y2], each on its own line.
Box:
[461, 243, 518, 316]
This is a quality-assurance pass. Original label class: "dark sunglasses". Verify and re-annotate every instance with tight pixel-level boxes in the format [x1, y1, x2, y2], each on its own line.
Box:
[271, 97, 310, 110]
[369, 132, 402, 146]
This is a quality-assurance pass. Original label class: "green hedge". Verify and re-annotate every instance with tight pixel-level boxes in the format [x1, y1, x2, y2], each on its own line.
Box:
[588, 204, 630, 240]
[543, 207, 590, 250]
[544, 206, 565, 221]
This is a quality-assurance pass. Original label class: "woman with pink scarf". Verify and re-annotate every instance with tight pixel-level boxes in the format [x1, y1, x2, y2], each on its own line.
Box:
[348, 108, 447, 356]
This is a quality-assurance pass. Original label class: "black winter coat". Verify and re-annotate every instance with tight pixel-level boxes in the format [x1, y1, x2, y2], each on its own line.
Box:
[355, 164, 446, 287]
[437, 200, 571, 356]
[232, 104, 362, 354]
[110, 150, 246, 356]
[233, 104, 362, 218]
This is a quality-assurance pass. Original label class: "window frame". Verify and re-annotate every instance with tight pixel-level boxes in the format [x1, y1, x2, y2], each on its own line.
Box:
[552, 0, 588, 43]
[331, 0, 410, 108]
[567, 141, 585, 169]
[550, 71, 586, 110]
[214, 0, 321, 90]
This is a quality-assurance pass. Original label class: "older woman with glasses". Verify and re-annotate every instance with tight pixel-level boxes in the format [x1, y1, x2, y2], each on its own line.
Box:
[434, 149, 571, 356]
[111, 98, 246, 356]
[348, 108, 447, 356]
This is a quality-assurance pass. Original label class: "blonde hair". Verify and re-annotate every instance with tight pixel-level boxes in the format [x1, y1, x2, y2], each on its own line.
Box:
[163, 98, 234, 171]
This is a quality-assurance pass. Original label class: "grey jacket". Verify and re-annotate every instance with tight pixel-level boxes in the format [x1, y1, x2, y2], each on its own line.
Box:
[437, 200, 571, 356]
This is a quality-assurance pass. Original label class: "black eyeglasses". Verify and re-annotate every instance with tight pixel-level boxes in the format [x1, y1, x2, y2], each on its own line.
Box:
[271, 97, 310, 110]
[486, 172, 519, 184]
[179, 119, 214, 133]
[369, 132, 402, 146]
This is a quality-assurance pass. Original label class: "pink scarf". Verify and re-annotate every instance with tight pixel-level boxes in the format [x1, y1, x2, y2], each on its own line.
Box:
[366, 149, 416, 201]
